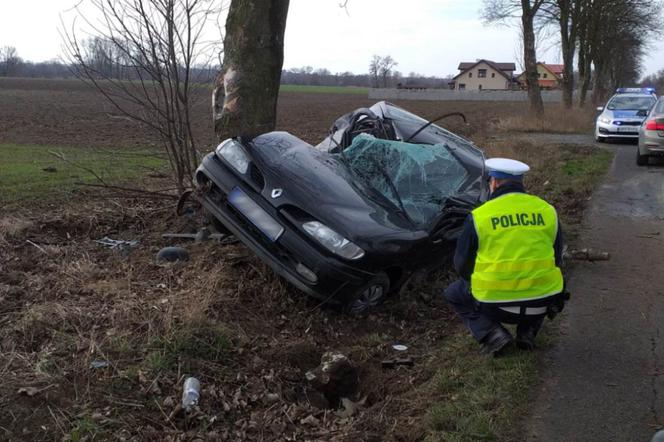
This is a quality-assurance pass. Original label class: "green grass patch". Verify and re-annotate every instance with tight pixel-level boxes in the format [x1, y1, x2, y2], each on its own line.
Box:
[0, 143, 166, 204]
[426, 327, 557, 441]
[145, 320, 232, 374]
[536, 145, 613, 227]
[279, 84, 369, 95]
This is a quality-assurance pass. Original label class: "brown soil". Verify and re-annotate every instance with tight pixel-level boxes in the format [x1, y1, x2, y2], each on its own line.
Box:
[0, 197, 461, 441]
[0, 77, 536, 150]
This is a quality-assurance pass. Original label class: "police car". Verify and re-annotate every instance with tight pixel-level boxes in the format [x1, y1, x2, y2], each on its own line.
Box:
[595, 88, 657, 142]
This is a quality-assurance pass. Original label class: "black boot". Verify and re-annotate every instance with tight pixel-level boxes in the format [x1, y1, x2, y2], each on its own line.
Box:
[480, 326, 513, 357]
[516, 327, 536, 351]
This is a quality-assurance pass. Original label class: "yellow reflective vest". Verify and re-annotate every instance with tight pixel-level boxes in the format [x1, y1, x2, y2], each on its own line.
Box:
[470, 192, 564, 303]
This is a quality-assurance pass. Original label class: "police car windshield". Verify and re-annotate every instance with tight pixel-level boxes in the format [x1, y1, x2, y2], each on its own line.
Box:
[607, 95, 655, 111]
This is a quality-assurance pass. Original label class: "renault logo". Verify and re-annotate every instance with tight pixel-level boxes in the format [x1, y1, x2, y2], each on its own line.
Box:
[271, 188, 283, 199]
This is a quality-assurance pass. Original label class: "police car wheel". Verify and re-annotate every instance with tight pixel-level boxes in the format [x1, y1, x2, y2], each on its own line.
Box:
[346, 273, 390, 315]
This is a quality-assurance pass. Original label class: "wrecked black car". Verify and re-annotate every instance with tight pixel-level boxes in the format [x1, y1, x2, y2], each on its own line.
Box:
[194, 101, 487, 313]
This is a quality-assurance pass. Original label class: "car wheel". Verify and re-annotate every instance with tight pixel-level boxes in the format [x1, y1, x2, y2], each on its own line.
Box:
[204, 209, 232, 234]
[346, 273, 390, 315]
[595, 135, 606, 143]
[636, 148, 649, 166]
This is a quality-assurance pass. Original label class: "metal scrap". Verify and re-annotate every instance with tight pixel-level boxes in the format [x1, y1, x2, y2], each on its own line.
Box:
[381, 357, 415, 369]
[564, 248, 610, 262]
[95, 237, 139, 250]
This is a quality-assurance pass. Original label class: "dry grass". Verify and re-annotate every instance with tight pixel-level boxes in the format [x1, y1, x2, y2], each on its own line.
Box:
[490, 105, 595, 134]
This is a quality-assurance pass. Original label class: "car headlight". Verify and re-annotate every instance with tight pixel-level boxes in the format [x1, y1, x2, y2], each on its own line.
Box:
[216, 139, 249, 174]
[302, 221, 365, 260]
[599, 116, 612, 124]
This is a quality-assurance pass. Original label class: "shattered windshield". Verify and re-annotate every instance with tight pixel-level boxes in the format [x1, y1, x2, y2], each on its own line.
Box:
[342, 134, 469, 226]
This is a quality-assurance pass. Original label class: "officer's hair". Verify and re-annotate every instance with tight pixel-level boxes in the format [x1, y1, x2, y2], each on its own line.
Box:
[494, 177, 523, 186]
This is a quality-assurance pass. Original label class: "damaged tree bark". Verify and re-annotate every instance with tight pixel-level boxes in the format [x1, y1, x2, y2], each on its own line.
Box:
[213, 0, 290, 141]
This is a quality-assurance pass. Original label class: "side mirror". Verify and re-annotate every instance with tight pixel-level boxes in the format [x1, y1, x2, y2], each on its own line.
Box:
[596, 106, 604, 112]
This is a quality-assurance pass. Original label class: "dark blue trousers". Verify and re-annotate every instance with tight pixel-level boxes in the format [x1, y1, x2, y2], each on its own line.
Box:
[444, 279, 545, 342]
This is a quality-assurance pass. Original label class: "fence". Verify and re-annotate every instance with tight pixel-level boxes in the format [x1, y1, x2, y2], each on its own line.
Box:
[369, 88, 566, 102]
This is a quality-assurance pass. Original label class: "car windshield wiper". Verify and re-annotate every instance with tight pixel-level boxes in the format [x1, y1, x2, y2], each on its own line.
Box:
[374, 162, 413, 224]
[342, 160, 414, 225]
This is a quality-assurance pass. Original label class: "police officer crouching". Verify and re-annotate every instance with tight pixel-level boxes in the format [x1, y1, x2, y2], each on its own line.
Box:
[444, 158, 567, 356]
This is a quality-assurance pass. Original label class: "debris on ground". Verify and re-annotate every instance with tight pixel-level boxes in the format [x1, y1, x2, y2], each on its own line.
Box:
[155, 246, 190, 263]
[95, 236, 139, 255]
[392, 344, 408, 351]
[162, 229, 227, 243]
[305, 352, 359, 406]
[182, 377, 201, 412]
[89, 360, 110, 369]
[564, 248, 610, 261]
[337, 397, 366, 418]
[381, 357, 415, 369]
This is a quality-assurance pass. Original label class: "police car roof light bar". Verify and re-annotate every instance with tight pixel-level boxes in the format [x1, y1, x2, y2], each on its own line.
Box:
[615, 87, 656, 95]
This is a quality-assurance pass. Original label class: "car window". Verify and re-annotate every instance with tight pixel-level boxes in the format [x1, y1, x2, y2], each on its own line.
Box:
[607, 95, 655, 111]
[382, 103, 476, 149]
[383, 104, 428, 125]
[656, 99, 664, 114]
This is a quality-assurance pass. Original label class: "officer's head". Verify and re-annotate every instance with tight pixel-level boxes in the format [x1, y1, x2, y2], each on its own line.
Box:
[489, 176, 522, 194]
[485, 158, 529, 195]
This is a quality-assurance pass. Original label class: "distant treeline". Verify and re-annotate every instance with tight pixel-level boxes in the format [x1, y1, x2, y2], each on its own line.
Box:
[1, 45, 453, 88]
[281, 66, 453, 89]
[0, 60, 453, 89]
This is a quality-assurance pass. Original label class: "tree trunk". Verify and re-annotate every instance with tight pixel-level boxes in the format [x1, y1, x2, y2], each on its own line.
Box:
[558, 0, 577, 108]
[213, 0, 290, 141]
[521, 3, 544, 116]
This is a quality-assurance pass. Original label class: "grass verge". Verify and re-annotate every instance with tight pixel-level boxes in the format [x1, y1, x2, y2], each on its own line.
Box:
[279, 84, 369, 95]
[0, 143, 166, 205]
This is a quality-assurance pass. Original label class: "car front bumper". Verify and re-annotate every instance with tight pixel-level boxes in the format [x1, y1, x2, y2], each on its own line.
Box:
[194, 152, 376, 304]
[596, 120, 641, 138]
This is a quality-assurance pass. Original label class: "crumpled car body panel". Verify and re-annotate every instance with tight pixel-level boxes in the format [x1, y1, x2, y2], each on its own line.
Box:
[194, 101, 487, 306]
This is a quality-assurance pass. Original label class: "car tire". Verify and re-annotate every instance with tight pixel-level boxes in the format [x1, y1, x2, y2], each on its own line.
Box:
[345, 273, 390, 315]
[636, 149, 649, 166]
[204, 209, 232, 235]
[595, 135, 606, 143]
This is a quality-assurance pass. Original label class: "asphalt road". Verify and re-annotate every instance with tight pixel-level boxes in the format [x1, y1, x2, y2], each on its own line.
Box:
[526, 140, 664, 441]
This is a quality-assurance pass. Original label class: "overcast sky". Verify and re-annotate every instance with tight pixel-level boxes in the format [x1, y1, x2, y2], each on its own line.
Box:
[1, 0, 663, 78]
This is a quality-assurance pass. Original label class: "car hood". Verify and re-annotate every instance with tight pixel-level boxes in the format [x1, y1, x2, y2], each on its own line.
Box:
[247, 132, 429, 251]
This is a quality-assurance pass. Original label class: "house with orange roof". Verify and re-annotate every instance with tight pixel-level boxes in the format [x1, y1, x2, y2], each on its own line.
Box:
[516, 63, 564, 90]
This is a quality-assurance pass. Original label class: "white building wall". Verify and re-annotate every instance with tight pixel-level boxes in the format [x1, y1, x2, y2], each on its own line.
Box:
[454, 62, 511, 90]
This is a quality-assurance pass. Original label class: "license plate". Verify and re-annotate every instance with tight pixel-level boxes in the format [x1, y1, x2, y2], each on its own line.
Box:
[618, 126, 638, 133]
[228, 187, 284, 242]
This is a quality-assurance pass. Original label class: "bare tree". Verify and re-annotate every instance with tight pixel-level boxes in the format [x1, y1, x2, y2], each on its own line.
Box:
[62, 0, 222, 194]
[483, 0, 546, 116]
[539, 0, 583, 108]
[213, 0, 290, 142]
[0, 46, 23, 77]
[368, 55, 381, 87]
[379, 55, 398, 88]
